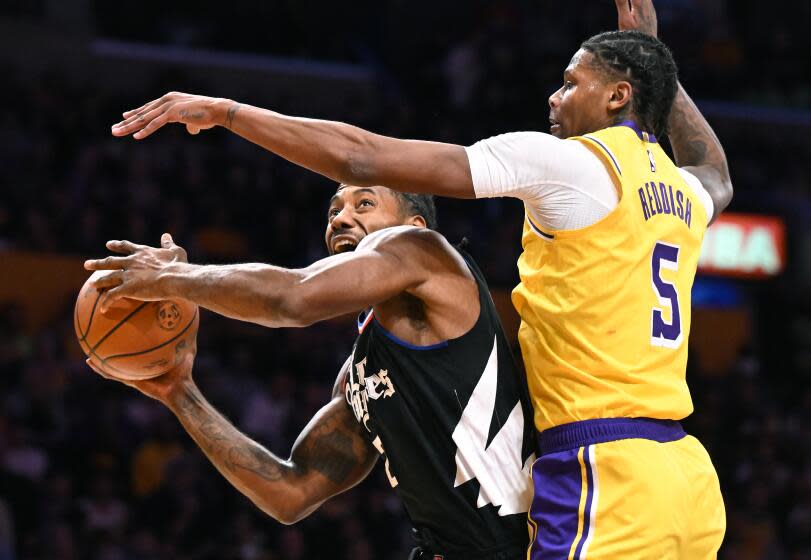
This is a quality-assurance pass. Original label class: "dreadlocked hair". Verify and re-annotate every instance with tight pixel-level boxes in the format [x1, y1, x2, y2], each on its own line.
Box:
[581, 30, 678, 138]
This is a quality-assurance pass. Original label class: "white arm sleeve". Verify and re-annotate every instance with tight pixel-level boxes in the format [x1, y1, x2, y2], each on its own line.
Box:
[677, 167, 714, 225]
[464, 131, 618, 231]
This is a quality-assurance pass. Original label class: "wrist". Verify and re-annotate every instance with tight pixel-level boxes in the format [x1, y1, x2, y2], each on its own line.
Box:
[217, 99, 241, 129]
[159, 261, 193, 299]
[164, 377, 199, 412]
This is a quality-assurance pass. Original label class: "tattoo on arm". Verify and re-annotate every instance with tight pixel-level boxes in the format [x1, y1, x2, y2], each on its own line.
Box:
[172, 382, 375, 512]
[667, 84, 732, 217]
[290, 402, 370, 485]
[667, 86, 723, 170]
[174, 387, 290, 480]
[225, 103, 240, 129]
[226, 446, 284, 482]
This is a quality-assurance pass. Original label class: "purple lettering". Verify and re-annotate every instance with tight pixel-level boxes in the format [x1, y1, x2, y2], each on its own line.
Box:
[668, 184, 676, 216]
[658, 183, 672, 215]
[676, 191, 684, 219]
[638, 187, 651, 220]
[646, 182, 657, 215]
[651, 181, 663, 214]
[685, 198, 692, 228]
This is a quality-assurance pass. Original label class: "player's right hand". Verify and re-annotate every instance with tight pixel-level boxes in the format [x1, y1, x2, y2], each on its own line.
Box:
[615, 0, 658, 38]
[85, 233, 188, 314]
[87, 348, 197, 405]
[111, 91, 238, 140]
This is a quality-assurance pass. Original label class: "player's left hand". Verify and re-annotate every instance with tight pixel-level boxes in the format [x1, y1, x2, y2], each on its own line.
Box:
[615, 0, 658, 38]
[84, 233, 188, 313]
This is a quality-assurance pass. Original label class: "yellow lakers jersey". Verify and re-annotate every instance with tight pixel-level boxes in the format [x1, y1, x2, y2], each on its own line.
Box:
[514, 125, 708, 432]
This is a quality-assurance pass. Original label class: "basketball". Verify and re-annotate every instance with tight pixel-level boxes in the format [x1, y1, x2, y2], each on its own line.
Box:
[74, 271, 199, 380]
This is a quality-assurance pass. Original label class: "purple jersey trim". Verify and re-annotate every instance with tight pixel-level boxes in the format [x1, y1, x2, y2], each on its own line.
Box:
[582, 135, 623, 176]
[538, 417, 686, 456]
[526, 214, 555, 240]
[617, 120, 658, 143]
[528, 448, 584, 560]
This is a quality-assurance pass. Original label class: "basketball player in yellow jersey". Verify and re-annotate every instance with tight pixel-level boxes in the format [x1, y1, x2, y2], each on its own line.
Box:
[111, 1, 730, 557]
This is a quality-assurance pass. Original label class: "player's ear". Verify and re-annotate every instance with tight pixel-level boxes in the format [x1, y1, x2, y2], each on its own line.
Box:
[407, 215, 427, 228]
[608, 81, 633, 112]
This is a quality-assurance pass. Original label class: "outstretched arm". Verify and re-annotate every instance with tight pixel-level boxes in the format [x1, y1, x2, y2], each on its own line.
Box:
[96, 354, 377, 525]
[616, 0, 733, 222]
[111, 92, 475, 198]
[85, 228, 452, 328]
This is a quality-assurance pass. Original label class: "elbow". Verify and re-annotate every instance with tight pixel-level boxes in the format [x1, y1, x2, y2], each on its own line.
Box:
[707, 178, 733, 224]
[270, 505, 310, 526]
[721, 178, 734, 209]
[257, 493, 317, 525]
[716, 174, 734, 214]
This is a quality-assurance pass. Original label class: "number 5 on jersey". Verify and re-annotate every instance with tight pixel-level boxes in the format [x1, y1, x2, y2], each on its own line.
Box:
[650, 241, 683, 348]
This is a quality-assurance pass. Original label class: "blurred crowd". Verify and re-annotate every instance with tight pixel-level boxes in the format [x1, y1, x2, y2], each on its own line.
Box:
[1, 303, 810, 559]
[0, 303, 413, 560]
[1, 0, 810, 558]
[81, 0, 811, 109]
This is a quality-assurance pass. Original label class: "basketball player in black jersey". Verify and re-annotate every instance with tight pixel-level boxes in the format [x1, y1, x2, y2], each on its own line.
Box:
[85, 185, 537, 559]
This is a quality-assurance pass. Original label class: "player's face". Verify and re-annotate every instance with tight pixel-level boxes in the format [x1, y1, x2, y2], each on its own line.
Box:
[548, 49, 620, 139]
[324, 186, 408, 255]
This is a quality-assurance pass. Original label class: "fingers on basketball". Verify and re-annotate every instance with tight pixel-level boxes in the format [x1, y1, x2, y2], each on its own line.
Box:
[90, 270, 124, 289]
[76, 274, 200, 382]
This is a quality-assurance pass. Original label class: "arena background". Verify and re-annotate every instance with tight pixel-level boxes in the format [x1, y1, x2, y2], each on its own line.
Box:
[0, 1, 809, 558]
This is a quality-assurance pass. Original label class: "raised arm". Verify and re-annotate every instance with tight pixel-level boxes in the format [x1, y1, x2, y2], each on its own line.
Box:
[95, 353, 377, 525]
[616, 0, 733, 222]
[85, 228, 455, 328]
[666, 85, 733, 222]
[111, 92, 475, 198]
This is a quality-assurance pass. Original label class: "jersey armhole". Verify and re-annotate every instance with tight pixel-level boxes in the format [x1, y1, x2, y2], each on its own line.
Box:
[576, 137, 624, 201]
[333, 354, 353, 398]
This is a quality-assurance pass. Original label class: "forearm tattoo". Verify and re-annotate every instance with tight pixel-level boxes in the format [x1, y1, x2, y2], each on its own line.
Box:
[175, 387, 372, 488]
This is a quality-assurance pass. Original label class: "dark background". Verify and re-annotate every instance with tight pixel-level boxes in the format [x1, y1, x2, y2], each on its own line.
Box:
[0, 1, 809, 559]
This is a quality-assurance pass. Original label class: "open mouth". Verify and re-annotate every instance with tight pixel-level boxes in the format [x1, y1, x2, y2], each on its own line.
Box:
[331, 235, 358, 253]
[549, 117, 561, 134]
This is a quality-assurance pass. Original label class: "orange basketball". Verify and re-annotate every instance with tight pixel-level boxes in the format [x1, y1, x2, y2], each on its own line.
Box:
[74, 271, 199, 380]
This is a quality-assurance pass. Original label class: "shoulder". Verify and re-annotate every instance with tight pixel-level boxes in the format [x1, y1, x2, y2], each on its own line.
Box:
[356, 225, 452, 257]
[465, 130, 609, 198]
[466, 130, 599, 160]
[357, 226, 472, 282]
[466, 131, 559, 164]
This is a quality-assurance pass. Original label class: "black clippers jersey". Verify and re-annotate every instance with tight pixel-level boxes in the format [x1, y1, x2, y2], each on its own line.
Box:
[344, 252, 537, 560]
